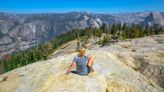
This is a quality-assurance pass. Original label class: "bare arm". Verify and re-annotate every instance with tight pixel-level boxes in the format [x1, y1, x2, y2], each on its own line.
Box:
[66, 60, 76, 74]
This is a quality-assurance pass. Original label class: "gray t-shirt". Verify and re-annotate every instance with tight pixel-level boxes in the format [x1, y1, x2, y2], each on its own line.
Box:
[73, 55, 89, 75]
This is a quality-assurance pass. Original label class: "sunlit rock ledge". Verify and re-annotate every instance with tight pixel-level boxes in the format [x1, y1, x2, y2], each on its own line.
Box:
[0, 34, 164, 92]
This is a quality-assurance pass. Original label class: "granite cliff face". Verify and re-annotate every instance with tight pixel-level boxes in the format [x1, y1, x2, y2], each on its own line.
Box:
[0, 34, 163, 92]
[0, 12, 106, 58]
[0, 11, 164, 58]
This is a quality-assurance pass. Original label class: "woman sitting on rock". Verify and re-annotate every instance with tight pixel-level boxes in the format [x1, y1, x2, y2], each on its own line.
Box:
[66, 46, 94, 75]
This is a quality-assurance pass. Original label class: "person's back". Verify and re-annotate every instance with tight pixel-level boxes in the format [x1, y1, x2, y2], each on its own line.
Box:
[66, 46, 94, 75]
[73, 55, 89, 75]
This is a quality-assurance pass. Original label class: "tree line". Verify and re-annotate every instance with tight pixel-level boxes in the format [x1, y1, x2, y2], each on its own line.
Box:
[0, 23, 163, 73]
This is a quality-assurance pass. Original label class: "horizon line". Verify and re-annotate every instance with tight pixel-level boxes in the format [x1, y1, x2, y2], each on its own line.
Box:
[0, 10, 164, 15]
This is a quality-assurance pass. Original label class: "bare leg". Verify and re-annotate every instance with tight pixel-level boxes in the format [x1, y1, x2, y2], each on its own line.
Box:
[87, 55, 94, 73]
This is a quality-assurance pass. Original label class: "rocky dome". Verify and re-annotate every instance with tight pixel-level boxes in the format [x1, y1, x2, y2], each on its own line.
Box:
[0, 34, 164, 92]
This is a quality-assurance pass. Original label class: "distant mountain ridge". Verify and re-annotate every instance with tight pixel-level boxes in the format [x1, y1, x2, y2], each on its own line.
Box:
[0, 11, 164, 58]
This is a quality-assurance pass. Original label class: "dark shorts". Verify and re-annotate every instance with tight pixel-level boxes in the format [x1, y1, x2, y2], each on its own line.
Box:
[71, 71, 78, 74]
[71, 67, 94, 75]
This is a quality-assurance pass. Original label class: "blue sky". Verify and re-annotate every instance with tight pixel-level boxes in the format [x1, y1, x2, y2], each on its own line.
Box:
[0, 0, 164, 14]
